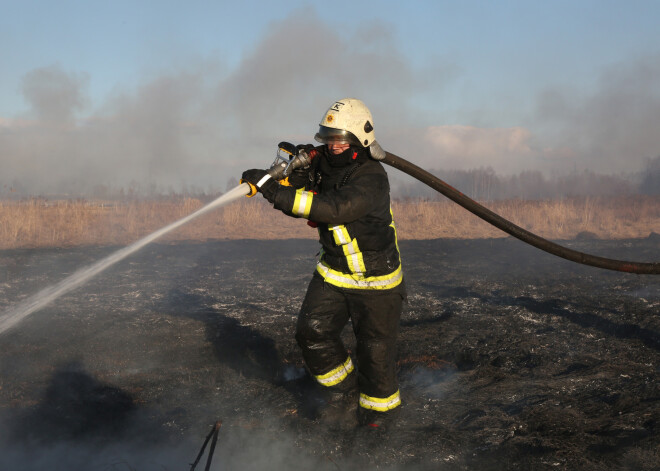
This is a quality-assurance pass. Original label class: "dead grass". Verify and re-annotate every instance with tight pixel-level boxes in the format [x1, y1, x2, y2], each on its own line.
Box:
[395, 196, 660, 241]
[1, 195, 658, 249]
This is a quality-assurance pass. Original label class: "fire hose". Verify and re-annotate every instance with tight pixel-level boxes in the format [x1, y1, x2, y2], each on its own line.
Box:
[247, 143, 659, 275]
[380, 151, 659, 275]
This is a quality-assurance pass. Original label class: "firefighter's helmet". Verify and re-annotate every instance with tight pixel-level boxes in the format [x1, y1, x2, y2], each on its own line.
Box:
[315, 98, 375, 148]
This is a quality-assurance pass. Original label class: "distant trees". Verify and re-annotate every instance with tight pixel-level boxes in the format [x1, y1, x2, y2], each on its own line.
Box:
[639, 156, 660, 195]
[3, 156, 658, 200]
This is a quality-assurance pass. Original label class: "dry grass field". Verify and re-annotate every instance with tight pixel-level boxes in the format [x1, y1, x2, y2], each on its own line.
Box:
[1, 195, 658, 250]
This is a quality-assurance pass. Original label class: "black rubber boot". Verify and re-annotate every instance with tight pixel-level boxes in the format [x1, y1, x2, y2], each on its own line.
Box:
[315, 373, 358, 426]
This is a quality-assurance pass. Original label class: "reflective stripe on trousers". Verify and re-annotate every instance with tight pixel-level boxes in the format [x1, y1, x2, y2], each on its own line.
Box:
[296, 274, 404, 406]
[315, 356, 354, 387]
[359, 390, 401, 411]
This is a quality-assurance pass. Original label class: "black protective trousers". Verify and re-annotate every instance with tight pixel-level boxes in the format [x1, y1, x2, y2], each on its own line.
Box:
[295, 273, 405, 402]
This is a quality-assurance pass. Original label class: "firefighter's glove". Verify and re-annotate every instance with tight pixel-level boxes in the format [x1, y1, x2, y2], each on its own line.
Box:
[241, 169, 278, 201]
[296, 143, 316, 157]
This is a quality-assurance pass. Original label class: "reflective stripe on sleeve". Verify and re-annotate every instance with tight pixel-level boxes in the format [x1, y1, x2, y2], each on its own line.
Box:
[292, 188, 314, 218]
[315, 357, 354, 387]
[359, 390, 401, 411]
[316, 261, 403, 290]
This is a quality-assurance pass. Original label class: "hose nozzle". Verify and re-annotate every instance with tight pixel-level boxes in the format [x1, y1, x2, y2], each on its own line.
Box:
[241, 142, 318, 198]
[269, 142, 317, 181]
[240, 180, 258, 197]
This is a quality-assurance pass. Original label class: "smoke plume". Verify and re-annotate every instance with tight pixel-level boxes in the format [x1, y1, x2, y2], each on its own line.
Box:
[1, 9, 659, 196]
[1, 9, 427, 196]
[533, 54, 660, 174]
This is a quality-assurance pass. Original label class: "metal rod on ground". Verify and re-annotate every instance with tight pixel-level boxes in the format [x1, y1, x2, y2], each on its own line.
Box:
[205, 422, 222, 471]
[190, 421, 222, 471]
[382, 151, 660, 274]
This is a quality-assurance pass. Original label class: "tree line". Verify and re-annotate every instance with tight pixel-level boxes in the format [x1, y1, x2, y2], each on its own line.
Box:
[394, 156, 660, 201]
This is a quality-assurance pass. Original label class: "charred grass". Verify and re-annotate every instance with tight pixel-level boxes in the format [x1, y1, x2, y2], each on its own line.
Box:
[1, 195, 659, 249]
[0, 238, 658, 470]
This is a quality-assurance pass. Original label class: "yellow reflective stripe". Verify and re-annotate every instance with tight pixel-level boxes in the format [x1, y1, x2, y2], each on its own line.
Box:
[316, 261, 403, 290]
[315, 357, 354, 387]
[292, 188, 313, 218]
[329, 225, 366, 275]
[330, 225, 350, 245]
[359, 390, 401, 411]
[342, 239, 366, 274]
[390, 206, 402, 256]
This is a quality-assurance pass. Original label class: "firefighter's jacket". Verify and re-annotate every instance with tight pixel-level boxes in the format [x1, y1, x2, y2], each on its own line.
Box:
[267, 145, 403, 291]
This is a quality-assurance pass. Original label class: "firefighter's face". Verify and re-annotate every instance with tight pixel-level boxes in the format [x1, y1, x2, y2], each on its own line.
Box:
[328, 142, 350, 155]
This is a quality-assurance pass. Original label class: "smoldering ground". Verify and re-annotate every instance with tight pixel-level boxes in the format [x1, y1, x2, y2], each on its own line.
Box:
[1, 237, 658, 470]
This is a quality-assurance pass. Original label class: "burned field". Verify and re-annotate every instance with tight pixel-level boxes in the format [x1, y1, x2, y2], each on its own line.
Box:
[0, 237, 658, 470]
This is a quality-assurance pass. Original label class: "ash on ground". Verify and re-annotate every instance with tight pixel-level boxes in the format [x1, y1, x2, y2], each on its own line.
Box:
[0, 237, 658, 470]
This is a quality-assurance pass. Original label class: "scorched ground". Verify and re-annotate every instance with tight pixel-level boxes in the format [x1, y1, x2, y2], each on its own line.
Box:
[0, 237, 658, 470]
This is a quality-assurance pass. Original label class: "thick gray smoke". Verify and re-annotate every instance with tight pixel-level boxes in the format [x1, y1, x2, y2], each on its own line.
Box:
[20, 65, 89, 124]
[2, 9, 659, 196]
[1, 9, 427, 197]
[533, 53, 660, 174]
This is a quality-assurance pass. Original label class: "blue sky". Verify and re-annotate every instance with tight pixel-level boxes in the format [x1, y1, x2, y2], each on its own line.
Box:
[2, 0, 660, 194]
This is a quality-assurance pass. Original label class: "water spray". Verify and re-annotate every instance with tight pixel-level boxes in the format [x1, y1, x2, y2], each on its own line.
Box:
[0, 144, 316, 335]
[0, 184, 251, 335]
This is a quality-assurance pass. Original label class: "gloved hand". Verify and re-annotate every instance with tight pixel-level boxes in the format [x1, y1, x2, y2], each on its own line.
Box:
[241, 169, 278, 201]
[296, 143, 316, 156]
[283, 144, 314, 187]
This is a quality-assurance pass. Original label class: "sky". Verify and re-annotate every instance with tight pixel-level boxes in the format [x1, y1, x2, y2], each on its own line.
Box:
[2, 0, 660, 195]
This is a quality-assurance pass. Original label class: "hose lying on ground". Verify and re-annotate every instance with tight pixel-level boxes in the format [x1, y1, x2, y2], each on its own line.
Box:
[382, 151, 660, 275]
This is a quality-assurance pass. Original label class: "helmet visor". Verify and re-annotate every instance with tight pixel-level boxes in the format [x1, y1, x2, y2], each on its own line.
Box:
[314, 126, 360, 146]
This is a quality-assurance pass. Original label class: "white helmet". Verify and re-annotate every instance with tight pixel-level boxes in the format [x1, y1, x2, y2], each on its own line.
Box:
[315, 98, 375, 148]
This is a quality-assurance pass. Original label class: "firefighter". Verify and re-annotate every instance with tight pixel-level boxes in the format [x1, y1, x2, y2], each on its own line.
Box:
[241, 98, 405, 428]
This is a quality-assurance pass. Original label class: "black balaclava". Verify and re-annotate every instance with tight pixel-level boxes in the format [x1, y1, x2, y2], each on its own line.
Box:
[324, 145, 368, 168]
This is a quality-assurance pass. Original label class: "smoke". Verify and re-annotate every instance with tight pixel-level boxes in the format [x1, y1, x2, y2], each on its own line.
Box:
[401, 364, 457, 400]
[532, 54, 660, 174]
[21, 65, 89, 124]
[388, 56, 660, 180]
[0, 413, 328, 471]
[1, 8, 428, 197]
[2, 9, 660, 196]
[421, 125, 537, 174]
